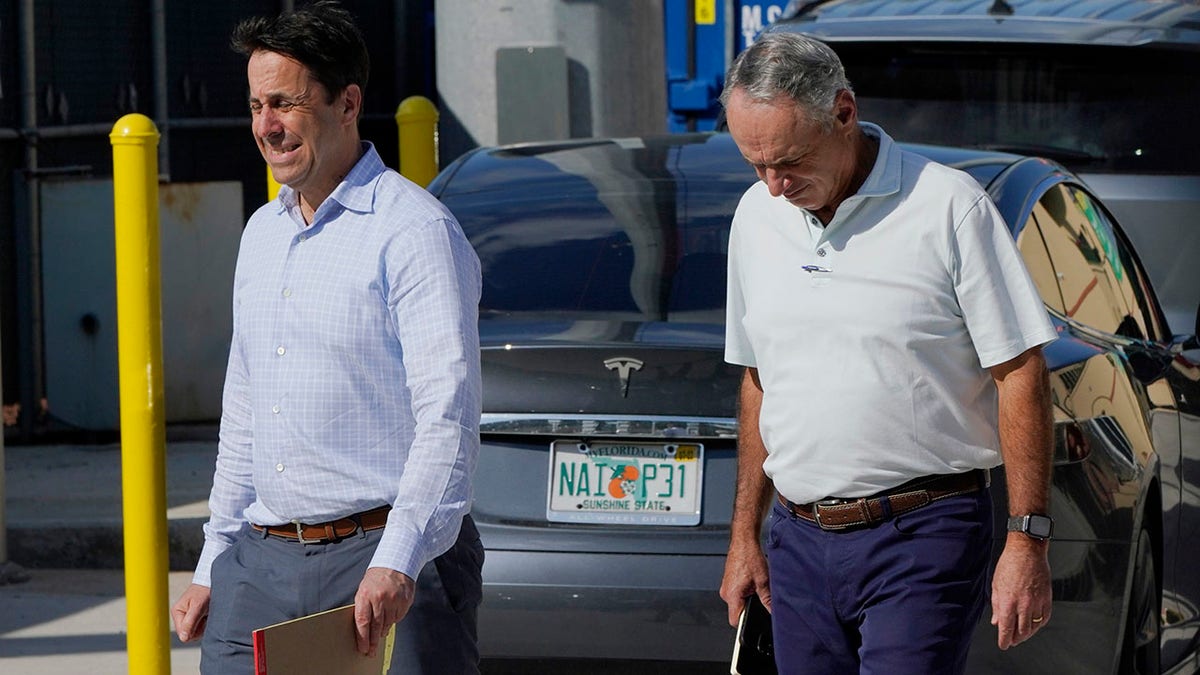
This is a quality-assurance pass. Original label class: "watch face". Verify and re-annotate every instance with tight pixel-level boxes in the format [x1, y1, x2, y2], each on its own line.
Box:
[1008, 515, 1054, 539]
[1028, 515, 1053, 539]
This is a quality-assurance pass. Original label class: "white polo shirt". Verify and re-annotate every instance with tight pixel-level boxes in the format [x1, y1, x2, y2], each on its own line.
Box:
[725, 123, 1056, 504]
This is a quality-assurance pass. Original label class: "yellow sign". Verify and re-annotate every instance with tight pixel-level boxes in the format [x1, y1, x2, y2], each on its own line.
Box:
[695, 0, 717, 25]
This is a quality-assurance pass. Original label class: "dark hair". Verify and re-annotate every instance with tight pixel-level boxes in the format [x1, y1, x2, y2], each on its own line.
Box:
[231, 0, 369, 102]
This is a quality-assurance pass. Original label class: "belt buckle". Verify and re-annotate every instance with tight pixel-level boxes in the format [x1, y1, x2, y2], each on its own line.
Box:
[812, 498, 849, 530]
[292, 520, 322, 545]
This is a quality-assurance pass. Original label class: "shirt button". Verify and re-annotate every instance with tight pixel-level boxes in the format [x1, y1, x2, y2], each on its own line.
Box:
[276, 346, 286, 356]
[272, 405, 280, 414]
[298, 234, 307, 242]
[817, 248, 827, 257]
[282, 288, 292, 298]
[275, 463, 285, 472]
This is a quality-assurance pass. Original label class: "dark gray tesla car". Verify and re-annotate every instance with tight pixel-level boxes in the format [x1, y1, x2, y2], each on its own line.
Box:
[428, 133, 1200, 674]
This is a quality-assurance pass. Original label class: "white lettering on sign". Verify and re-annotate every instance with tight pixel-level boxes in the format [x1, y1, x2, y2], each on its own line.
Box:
[741, 4, 785, 50]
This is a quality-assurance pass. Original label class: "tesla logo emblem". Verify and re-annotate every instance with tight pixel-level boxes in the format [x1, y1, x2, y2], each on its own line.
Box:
[604, 357, 643, 398]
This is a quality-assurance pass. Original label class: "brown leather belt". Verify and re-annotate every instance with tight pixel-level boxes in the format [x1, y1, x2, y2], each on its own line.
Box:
[252, 505, 391, 544]
[778, 469, 989, 531]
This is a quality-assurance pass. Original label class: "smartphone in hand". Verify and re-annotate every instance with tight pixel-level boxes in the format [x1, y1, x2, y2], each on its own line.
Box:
[731, 594, 776, 675]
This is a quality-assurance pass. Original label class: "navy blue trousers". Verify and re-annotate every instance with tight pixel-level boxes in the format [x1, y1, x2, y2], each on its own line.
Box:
[201, 514, 484, 675]
[767, 489, 992, 675]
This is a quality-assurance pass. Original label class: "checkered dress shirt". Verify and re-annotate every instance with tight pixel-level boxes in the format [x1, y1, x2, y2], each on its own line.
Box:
[194, 143, 482, 585]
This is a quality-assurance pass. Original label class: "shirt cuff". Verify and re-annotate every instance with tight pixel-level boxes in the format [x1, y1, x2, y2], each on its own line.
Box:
[191, 537, 232, 588]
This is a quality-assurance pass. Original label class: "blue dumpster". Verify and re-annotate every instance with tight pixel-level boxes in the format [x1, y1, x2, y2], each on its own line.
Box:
[664, 0, 790, 132]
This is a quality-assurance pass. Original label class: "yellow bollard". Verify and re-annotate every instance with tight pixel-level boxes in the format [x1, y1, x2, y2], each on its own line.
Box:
[110, 113, 171, 675]
[396, 95, 439, 188]
[267, 165, 281, 201]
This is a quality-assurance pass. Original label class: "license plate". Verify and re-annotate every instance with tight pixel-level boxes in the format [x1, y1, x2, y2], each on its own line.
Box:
[546, 440, 703, 526]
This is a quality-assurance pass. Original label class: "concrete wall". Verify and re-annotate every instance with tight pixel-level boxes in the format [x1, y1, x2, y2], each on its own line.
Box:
[436, 0, 667, 161]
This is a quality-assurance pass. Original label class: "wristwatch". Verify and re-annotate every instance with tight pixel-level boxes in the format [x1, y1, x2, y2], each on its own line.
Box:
[1007, 514, 1054, 541]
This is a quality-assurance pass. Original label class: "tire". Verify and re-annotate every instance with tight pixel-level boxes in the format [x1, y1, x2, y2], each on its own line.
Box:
[1118, 527, 1160, 674]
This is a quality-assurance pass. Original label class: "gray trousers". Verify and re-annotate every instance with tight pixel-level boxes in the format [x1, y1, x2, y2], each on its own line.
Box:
[200, 514, 483, 675]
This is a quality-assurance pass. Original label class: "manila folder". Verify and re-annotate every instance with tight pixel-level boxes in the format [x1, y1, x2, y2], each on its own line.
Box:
[252, 604, 396, 675]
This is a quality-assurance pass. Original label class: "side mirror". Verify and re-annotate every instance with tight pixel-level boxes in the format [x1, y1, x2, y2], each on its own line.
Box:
[1126, 345, 1174, 383]
[1184, 303, 1200, 351]
[1178, 302, 1200, 358]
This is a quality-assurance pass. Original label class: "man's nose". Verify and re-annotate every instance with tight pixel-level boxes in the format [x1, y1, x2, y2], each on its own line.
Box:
[763, 167, 788, 197]
[254, 108, 282, 141]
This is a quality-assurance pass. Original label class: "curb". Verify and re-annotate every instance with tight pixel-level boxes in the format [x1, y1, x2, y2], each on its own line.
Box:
[8, 518, 206, 571]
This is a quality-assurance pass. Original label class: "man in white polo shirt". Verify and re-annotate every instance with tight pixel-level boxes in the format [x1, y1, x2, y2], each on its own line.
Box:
[717, 33, 1058, 674]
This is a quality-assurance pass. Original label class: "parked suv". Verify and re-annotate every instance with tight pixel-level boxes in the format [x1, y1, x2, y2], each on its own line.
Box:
[770, 0, 1200, 336]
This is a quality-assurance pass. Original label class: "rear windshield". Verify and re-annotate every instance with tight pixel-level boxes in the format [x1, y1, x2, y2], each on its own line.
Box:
[442, 156, 752, 324]
[835, 42, 1198, 174]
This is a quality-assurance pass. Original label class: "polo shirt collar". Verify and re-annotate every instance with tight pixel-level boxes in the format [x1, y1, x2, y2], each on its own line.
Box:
[814, 122, 901, 236]
[855, 122, 901, 199]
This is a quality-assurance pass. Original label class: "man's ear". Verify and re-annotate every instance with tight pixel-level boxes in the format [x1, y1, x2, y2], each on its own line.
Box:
[833, 89, 857, 130]
[341, 84, 363, 124]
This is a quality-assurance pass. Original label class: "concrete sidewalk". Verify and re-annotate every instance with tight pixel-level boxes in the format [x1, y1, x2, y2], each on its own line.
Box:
[0, 436, 216, 672]
[4, 437, 216, 570]
[0, 568, 202, 673]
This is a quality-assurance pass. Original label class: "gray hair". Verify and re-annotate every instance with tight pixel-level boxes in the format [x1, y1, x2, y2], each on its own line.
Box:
[720, 32, 853, 129]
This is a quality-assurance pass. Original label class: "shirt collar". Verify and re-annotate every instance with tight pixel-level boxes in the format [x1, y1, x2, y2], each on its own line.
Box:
[274, 141, 383, 217]
[855, 122, 902, 198]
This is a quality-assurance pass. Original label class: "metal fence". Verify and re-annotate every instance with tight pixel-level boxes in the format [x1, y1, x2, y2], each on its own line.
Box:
[0, 0, 436, 439]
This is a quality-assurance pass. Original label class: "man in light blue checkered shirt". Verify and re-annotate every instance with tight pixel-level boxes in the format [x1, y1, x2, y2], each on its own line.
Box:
[170, 3, 483, 673]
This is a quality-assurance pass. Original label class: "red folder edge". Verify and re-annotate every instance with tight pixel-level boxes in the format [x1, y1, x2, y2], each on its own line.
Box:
[253, 627, 267, 675]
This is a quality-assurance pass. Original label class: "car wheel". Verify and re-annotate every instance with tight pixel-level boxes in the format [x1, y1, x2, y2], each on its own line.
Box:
[1119, 527, 1160, 675]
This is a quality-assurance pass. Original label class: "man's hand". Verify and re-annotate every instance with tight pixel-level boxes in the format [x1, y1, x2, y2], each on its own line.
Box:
[354, 567, 416, 657]
[171, 583, 211, 643]
[719, 539, 771, 627]
[990, 537, 1052, 649]
[721, 367, 774, 627]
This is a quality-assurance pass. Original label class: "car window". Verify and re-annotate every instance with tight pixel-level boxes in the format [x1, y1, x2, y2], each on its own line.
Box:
[1028, 184, 1167, 341]
[1087, 194, 1171, 343]
[1015, 210, 1066, 316]
[447, 180, 738, 324]
[837, 43, 1198, 174]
